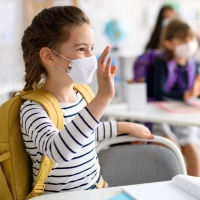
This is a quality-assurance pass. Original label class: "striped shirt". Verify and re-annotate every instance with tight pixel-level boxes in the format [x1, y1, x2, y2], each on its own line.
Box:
[20, 91, 117, 194]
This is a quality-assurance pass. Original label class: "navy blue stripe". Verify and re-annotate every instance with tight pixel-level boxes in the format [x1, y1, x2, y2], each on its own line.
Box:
[34, 124, 50, 144]
[22, 107, 38, 126]
[72, 121, 88, 138]
[64, 126, 83, 146]
[53, 140, 69, 162]
[28, 116, 47, 136]
[62, 97, 84, 109]
[91, 171, 98, 181]
[26, 146, 37, 150]
[45, 134, 55, 152]
[85, 107, 99, 124]
[44, 183, 88, 193]
[83, 139, 94, 148]
[25, 112, 40, 130]
[21, 103, 35, 113]
[33, 159, 41, 164]
[27, 152, 37, 157]
[103, 123, 105, 139]
[78, 113, 93, 130]
[24, 140, 33, 143]
[48, 162, 95, 178]
[33, 172, 37, 176]
[64, 112, 79, 118]
[46, 169, 97, 185]
[32, 166, 39, 171]
[109, 122, 112, 138]
[85, 174, 100, 190]
[49, 143, 57, 162]
[58, 132, 76, 154]
[36, 125, 53, 146]
[38, 130, 50, 149]
[31, 122, 52, 138]
[52, 155, 95, 169]
[72, 148, 94, 160]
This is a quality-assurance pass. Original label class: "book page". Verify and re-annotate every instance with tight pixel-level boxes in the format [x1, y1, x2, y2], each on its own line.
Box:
[122, 181, 196, 200]
[172, 174, 200, 199]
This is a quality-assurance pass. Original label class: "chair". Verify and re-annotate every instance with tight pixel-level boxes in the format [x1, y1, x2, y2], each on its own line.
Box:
[96, 135, 186, 187]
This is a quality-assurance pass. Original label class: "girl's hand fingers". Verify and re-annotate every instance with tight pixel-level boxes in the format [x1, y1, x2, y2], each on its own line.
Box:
[105, 57, 112, 74]
[98, 46, 110, 70]
[110, 65, 117, 75]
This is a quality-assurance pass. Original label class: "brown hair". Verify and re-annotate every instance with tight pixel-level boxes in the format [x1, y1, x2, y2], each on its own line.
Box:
[21, 6, 90, 91]
[160, 19, 194, 60]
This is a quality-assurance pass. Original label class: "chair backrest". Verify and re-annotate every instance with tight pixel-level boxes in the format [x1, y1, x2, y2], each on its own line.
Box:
[96, 136, 186, 187]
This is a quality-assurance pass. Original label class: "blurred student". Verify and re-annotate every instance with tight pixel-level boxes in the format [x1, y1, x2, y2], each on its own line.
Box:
[145, 5, 176, 51]
[152, 19, 200, 176]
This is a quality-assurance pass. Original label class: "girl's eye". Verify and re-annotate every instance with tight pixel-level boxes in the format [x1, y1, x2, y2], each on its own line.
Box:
[78, 48, 85, 52]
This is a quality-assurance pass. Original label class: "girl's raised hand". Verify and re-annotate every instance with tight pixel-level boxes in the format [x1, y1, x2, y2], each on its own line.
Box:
[96, 46, 117, 101]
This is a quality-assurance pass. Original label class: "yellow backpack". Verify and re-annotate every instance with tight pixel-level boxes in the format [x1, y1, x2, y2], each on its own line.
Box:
[0, 83, 94, 200]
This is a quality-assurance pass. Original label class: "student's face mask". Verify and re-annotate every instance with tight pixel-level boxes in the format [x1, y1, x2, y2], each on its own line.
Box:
[162, 18, 171, 27]
[52, 50, 97, 84]
[174, 40, 198, 59]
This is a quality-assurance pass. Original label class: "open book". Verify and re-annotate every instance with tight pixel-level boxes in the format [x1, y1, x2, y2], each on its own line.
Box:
[122, 175, 200, 200]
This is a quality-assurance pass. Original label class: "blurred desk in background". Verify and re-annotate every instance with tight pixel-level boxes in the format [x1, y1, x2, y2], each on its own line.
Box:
[103, 103, 200, 127]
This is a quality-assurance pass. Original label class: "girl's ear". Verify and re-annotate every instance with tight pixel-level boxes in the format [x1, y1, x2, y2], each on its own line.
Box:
[39, 47, 55, 67]
[163, 40, 174, 50]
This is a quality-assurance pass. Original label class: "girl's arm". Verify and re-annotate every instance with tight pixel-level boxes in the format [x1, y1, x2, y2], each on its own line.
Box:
[20, 101, 99, 164]
[95, 121, 154, 142]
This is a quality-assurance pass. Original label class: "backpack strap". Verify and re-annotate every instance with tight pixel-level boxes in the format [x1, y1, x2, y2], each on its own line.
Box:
[21, 84, 94, 199]
[165, 60, 178, 92]
[186, 59, 196, 89]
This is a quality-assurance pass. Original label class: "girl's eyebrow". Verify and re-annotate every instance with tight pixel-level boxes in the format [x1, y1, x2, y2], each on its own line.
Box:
[74, 43, 94, 47]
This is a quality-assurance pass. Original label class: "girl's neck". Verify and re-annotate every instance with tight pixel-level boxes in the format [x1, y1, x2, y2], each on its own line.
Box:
[174, 56, 187, 67]
[42, 79, 77, 104]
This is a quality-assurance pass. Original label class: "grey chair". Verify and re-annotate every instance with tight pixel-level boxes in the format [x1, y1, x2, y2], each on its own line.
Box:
[96, 135, 186, 187]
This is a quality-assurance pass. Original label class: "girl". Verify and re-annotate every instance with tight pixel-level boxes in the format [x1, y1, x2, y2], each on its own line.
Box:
[20, 6, 153, 194]
[145, 4, 176, 51]
[152, 19, 200, 176]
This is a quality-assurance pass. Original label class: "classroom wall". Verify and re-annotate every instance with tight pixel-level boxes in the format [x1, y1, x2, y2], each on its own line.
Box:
[0, 0, 200, 102]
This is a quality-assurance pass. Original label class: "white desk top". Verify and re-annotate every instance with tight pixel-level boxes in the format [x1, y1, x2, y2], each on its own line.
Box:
[30, 186, 122, 200]
[103, 103, 200, 127]
[30, 181, 196, 200]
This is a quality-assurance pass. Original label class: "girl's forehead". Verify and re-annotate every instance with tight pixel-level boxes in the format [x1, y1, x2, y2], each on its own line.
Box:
[69, 24, 94, 46]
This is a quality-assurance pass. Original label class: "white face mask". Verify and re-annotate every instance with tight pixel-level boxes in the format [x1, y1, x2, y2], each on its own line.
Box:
[52, 50, 97, 84]
[162, 18, 171, 27]
[174, 40, 198, 59]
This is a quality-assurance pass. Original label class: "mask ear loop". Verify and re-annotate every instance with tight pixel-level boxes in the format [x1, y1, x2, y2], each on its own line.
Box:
[52, 50, 73, 73]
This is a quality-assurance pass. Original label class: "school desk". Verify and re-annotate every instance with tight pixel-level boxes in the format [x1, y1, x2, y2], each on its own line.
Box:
[103, 103, 200, 127]
[30, 180, 197, 200]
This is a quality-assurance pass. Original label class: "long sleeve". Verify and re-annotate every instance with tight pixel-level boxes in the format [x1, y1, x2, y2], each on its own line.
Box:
[153, 58, 185, 100]
[95, 121, 118, 142]
[20, 101, 99, 164]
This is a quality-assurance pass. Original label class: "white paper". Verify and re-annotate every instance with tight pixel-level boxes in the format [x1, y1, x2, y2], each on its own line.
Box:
[122, 181, 196, 200]
[125, 82, 147, 111]
[172, 175, 200, 200]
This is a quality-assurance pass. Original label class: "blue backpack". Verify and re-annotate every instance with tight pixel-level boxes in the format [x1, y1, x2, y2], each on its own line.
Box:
[133, 50, 196, 100]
